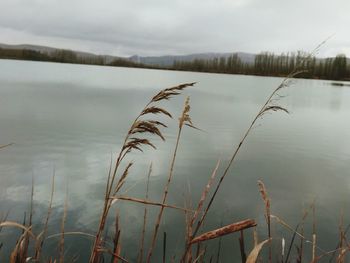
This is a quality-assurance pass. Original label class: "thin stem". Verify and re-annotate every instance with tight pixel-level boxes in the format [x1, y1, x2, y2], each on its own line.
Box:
[146, 125, 183, 263]
[138, 164, 152, 263]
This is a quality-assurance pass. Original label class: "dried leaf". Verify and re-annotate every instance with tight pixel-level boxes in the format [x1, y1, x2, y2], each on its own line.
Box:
[246, 239, 270, 263]
[0, 222, 35, 239]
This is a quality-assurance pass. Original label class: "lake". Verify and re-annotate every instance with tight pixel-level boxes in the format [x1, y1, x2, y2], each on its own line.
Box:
[0, 59, 350, 262]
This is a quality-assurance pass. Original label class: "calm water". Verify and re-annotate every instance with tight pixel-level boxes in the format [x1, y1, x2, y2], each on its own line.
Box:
[1, 59, 350, 262]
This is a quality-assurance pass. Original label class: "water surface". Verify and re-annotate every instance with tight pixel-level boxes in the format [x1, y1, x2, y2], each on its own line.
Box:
[0, 60, 350, 262]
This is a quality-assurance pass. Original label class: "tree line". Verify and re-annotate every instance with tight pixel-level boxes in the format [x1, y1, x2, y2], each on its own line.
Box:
[0, 47, 145, 68]
[172, 52, 349, 80]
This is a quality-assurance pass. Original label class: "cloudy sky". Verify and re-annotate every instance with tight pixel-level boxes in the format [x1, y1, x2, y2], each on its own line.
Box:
[0, 0, 349, 57]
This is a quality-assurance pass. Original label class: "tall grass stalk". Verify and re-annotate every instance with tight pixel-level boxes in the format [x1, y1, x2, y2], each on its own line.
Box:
[146, 97, 195, 263]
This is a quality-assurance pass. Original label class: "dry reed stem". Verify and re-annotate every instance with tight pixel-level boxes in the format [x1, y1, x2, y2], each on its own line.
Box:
[183, 196, 193, 262]
[253, 227, 258, 247]
[190, 219, 256, 244]
[284, 223, 299, 263]
[192, 249, 205, 263]
[191, 160, 220, 228]
[238, 230, 246, 263]
[337, 248, 348, 263]
[297, 224, 304, 263]
[182, 158, 220, 261]
[97, 248, 129, 263]
[90, 83, 194, 263]
[35, 172, 55, 260]
[59, 189, 68, 263]
[110, 196, 193, 212]
[46, 232, 97, 240]
[137, 164, 152, 263]
[215, 236, 222, 263]
[312, 202, 316, 262]
[146, 97, 195, 263]
[20, 177, 35, 262]
[0, 143, 13, 149]
[246, 239, 271, 263]
[113, 244, 121, 263]
[111, 211, 120, 263]
[163, 232, 167, 263]
[257, 180, 271, 263]
[10, 231, 28, 262]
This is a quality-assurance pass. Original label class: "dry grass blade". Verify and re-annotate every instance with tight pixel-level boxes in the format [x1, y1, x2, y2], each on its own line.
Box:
[181, 160, 220, 261]
[246, 239, 270, 263]
[0, 222, 35, 239]
[239, 230, 247, 263]
[59, 190, 68, 263]
[111, 211, 121, 263]
[163, 232, 167, 263]
[312, 202, 316, 262]
[35, 172, 55, 260]
[191, 160, 220, 226]
[0, 143, 13, 150]
[97, 248, 129, 263]
[110, 196, 193, 212]
[20, 176, 35, 262]
[46, 232, 97, 240]
[253, 228, 258, 247]
[337, 248, 348, 263]
[190, 219, 257, 244]
[10, 226, 33, 263]
[284, 224, 299, 263]
[192, 249, 205, 263]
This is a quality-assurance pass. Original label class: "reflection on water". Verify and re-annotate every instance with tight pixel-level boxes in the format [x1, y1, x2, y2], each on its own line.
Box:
[1, 60, 350, 261]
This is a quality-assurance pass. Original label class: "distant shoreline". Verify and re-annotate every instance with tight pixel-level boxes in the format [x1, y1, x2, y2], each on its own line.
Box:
[1, 56, 350, 83]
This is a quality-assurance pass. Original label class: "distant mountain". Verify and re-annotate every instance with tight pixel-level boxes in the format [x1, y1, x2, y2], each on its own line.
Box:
[0, 43, 256, 66]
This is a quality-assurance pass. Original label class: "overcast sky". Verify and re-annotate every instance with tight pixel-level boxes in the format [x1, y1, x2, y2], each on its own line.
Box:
[0, 0, 349, 57]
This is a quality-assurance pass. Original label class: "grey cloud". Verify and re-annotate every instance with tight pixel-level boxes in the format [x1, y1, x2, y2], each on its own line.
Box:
[0, 0, 349, 56]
